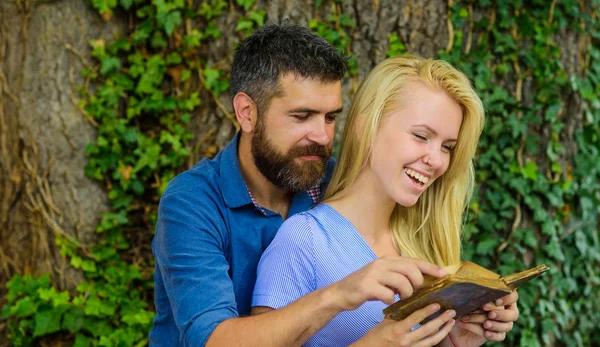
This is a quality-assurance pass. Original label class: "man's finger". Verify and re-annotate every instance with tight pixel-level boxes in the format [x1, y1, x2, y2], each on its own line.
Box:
[484, 330, 507, 341]
[410, 308, 456, 340]
[483, 320, 514, 333]
[495, 290, 518, 307]
[394, 304, 443, 334]
[487, 303, 519, 322]
[413, 319, 455, 347]
[457, 321, 485, 337]
[460, 312, 487, 324]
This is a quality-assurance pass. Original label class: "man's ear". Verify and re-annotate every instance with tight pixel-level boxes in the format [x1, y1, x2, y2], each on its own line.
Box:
[233, 93, 257, 133]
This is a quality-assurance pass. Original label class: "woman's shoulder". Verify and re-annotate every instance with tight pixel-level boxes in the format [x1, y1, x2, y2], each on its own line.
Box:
[273, 205, 333, 246]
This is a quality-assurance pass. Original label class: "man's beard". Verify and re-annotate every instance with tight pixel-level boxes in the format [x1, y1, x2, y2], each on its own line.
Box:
[251, 119, 331, 193]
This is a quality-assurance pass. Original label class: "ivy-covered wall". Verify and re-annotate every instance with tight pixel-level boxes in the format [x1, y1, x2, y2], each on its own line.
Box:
[0, 0, 599, 346]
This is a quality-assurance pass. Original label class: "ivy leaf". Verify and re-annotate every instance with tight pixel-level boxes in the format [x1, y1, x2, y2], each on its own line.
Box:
[120, 0, 132, 10]
[81, 259, 98, 273]
[475, 237, 498, 255]
[543, 238, 565, 261]
[33, 309, 62, 337]
[93, 0, 117, 17]
[14, 297, 37, 318]
[522, 228, 538, 248]
[134, 143, 162, 173]
[151, 31, 168, 49]
[521, 161, 538, 181]
[62, 307, 86, 333]
[183, 29, 202, 48]
[248, 10, 266, 27]
[203, 68, 229, 94]
[100, 56, 121, 76]
[165, 52, 182, 65]
[236, 0, 254, 11]
[73, 333, 93, 347]
[236, 18, 254, 32]
[164, 11, 182, 36]
[204, 21, 221, 39]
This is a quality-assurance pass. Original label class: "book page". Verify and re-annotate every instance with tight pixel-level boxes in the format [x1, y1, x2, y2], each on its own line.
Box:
[452, 261, 500, 280]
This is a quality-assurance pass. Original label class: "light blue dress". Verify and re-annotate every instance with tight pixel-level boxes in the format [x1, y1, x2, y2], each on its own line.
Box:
[252, 204, 404, 346]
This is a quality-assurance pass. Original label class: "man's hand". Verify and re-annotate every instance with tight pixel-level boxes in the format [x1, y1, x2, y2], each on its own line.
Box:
[352, 304, 456, 347]
[327, 256, 447, 312]
[449, 290, 519, 347]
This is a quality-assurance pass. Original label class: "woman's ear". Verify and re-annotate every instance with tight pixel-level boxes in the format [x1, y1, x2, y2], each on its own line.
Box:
[233, 93, 257, 133]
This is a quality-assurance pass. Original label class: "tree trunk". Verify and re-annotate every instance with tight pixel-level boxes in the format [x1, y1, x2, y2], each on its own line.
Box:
[0, 0, 118, 291]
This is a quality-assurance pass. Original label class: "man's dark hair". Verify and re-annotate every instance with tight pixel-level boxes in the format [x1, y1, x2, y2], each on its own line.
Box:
[230, 22, 348, 116]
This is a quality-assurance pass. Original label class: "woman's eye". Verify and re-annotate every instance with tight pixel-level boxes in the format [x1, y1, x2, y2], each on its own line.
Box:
[442, 145, 455, 152]
[413, 133, 428, 141]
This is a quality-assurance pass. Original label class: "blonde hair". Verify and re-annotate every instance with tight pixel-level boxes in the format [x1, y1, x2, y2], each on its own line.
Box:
[324, 55, 485, 266]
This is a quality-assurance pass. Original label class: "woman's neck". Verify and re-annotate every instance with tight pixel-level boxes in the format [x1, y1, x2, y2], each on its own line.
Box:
[326, 170, 399, 257]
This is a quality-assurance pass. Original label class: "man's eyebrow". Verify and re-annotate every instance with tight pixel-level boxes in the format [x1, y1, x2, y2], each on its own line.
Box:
[287, 107, 343, 115]
[327, 107, 344, 115]
[412, 124, 457, 142]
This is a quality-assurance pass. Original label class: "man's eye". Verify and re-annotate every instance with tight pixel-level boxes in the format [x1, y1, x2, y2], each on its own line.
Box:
[325, 115, 337, 123]
[293, 114, 309, 121]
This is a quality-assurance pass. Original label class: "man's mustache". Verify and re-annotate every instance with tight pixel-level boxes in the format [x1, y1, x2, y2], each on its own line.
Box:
[288, 143, 331, 158]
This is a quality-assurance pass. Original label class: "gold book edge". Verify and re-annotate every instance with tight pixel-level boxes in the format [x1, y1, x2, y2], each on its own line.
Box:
[383, 263, 550, 317]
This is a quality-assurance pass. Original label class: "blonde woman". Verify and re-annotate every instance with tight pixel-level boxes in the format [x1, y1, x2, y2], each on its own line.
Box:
[252, 55, 519, 347]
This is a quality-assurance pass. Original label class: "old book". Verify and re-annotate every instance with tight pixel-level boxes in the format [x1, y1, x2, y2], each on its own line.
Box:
[383, 261, 550, 323]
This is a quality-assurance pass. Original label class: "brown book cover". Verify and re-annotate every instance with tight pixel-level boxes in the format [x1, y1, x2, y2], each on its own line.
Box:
[383, 261, 550, 323]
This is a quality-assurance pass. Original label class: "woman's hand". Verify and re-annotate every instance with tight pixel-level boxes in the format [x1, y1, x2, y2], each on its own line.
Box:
[352, 304, 455, 347]
[448, 290, 519, 347]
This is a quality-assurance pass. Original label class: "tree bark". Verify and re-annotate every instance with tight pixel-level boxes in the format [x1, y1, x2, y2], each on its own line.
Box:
[0, 0, 119, 291]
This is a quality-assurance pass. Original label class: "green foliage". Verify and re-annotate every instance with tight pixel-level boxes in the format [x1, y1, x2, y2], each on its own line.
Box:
[439, 1, 600, 345]
[2, 0, 599, 345]
[387, 33, 408, 58]
[309, 3, 358, 77]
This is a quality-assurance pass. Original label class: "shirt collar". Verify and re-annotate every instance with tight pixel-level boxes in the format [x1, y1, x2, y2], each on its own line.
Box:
[220, 132, 253, 209]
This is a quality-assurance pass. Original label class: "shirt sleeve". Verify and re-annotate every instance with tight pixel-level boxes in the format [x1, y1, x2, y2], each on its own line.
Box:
[153, 185, 235, 346]
[252, 213, 317, 309]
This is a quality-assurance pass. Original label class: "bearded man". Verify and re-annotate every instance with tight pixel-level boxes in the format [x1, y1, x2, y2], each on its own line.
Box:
[149, 22, 346, 346]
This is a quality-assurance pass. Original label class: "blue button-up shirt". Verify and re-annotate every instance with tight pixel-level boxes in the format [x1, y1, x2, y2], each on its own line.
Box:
[149, 133, 334, 346]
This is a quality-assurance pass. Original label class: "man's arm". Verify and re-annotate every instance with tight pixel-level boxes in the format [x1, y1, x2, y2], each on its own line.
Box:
[208, 285, 342, 347]
[208, 257, 451, 347]
[154, 186, 239, 345]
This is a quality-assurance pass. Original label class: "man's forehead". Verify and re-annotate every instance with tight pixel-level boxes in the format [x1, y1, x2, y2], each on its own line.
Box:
[276, 75, 342, 100]
[278, 72, 340, 88]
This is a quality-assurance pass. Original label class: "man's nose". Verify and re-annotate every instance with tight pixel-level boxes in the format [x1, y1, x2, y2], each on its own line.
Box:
[306, 118, 333, 146]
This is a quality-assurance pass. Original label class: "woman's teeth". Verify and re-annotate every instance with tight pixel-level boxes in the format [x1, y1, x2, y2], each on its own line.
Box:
[404, 168, 429, 185]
